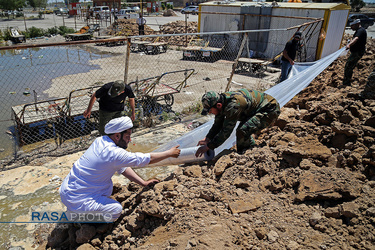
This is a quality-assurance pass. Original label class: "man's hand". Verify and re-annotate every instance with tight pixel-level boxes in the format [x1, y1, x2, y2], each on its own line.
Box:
[169, 145, 181, 158]
[143, 179, 159, 187]
[131, 113, 135, 121]
[83, 109, 91, 118]
[195, 145, 209, 157]
[197, 137, 210, 146]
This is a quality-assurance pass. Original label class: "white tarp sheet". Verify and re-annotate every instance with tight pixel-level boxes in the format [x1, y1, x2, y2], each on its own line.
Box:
[148, 48, 347, 167]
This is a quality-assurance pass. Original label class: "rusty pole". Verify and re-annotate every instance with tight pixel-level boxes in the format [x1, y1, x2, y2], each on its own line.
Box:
[124, 38, 131, 85]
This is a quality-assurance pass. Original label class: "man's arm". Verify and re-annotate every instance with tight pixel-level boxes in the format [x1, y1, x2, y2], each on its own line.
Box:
[283, 49, 294, 65]
[346, 37, 359, 50]
[128, 98, 135, 121]
[149, 145, 180, 164]
[122, 167, 158, 186]
[83, 93, 97, 118]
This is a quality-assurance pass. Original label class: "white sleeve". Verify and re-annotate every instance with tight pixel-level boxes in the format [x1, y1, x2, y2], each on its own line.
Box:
[113, 149, 151, 173]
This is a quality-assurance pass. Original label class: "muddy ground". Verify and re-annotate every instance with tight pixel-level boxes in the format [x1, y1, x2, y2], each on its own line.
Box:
[25, 34, 375, 249]
[1, 25, 374, 248]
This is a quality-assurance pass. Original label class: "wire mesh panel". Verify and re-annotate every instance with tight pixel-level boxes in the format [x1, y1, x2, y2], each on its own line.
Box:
[0, 15, 321, 160]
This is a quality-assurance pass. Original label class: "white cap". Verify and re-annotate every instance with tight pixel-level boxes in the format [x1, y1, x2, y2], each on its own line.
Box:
[350, 19, 360, 26]
[104, 116, 133, 134]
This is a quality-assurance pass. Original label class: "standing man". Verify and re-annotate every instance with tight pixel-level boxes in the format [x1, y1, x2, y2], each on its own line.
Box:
[280, 31, 302, 82]
[136, 13, 146, 35]
[60, 116, 181, 222]
[343, 19, 367, 86]
[83, 80, 135, 135]
[195, 89, 280, 156]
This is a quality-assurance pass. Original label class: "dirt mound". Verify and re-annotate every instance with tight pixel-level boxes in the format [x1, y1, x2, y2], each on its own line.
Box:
[41, 37, 375, 249]
[106, 19, 156, 36]
[159, 21, 198, 45]
[105, 20, 198, 46]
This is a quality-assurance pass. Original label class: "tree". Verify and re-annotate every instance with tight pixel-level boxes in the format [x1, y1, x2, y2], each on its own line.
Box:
[0, 0, 26, 11]
[28, 0, 48, 10]
[350, 0, 365, 12]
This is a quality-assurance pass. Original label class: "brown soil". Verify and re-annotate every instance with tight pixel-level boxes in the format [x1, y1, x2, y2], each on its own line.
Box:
[35, 35, 375, 249]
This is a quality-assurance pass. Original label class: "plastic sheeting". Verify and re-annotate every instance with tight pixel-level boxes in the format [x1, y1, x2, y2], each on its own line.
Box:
[265, 48, 347, 108]
[145, 146, 215, 168]
[147, 47, 347, 167]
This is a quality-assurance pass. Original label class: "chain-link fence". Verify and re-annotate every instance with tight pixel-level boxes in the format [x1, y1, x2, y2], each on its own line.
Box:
[0, 14, 322, 161]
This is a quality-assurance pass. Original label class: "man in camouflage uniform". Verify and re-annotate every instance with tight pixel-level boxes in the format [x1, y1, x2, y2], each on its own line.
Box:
[195, 89, 280, 156]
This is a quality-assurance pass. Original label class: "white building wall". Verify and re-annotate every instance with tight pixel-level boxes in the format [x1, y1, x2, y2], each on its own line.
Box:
[198, 3, 348, 61]
[320, 9, 349, 58]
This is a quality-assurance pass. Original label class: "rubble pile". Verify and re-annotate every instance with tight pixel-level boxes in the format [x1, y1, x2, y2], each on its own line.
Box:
[106, 19, 156, 37]
[43, 38, 375, 249]
[158, 21, 198, 45]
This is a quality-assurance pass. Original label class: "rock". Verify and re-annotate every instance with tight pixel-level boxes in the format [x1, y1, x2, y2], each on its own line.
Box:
[154, 180, 177, 193]
[47, 226, 69, 247]
[228, 196, 263, 214]
[366, 207, 375, 216]
[233, 177, 251, 188]
[75, 224, 96, 244]
[183, 165, 202, 178]
[269, 132, 332, 162]
[49, 175, 61, 182]
[309, 212, 322, 227]
[295, 167, 362, 202]
[299, 159, 316, 170]
[213, 154, 233, 176]
[287, 240, 300, 250]
[139, 200, 163, 218]
[341, 202, 359, 218]
[76, 243, 96, 250]
[255, 227, 267, 240]
[324, 207, 341, 218]
[267, 230, 279, 243]
[91, 238, 102, 247]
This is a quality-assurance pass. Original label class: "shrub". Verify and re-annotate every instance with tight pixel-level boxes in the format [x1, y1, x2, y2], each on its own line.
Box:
[58, 26, 75, 36]
[25, 26, 45, 38]
[46, 26, 59, 36]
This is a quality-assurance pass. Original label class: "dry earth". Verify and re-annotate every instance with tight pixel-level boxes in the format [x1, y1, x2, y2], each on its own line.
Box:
[27, 36, 375, 250]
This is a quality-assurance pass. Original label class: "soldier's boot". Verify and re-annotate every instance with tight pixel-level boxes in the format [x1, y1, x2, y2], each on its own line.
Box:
[236, 133, 256, 155]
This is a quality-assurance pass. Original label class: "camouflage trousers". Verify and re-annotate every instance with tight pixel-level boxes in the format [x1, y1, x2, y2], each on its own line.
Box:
[343, 51, 364, 86]
[236, 95, 280, 153]
[98, 109, 126, 135]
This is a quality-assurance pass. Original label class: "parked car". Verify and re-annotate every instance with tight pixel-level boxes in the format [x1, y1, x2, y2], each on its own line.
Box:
[93, 6, 110, 19]
[116, 9, 139, 19]
[41, 8, 53, 14]
[181, 6, 199, 15]
[54, 8, 69, 15]
[346, 14, 374, 29]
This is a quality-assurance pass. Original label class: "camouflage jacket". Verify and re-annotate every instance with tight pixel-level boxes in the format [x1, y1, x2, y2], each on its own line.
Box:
[206, 89, 275, 149]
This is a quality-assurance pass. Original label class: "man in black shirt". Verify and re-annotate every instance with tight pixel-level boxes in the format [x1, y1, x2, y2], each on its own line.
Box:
[280, 31, 302, 82]
[83, 80, 135, 135]
[343, 19, 367, 86]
